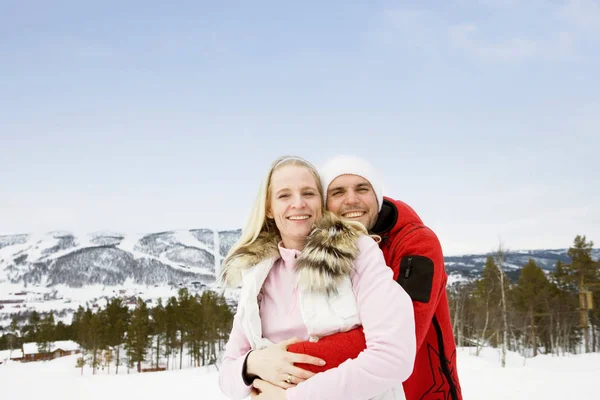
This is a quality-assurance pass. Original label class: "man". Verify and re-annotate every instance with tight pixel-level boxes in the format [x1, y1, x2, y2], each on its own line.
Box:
[319, 154, 462, 400]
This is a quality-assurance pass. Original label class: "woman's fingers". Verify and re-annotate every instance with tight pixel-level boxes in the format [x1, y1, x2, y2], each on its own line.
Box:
[288, 352, 326, 367]
[279, 373, 302, 387]
[266, 374, 295, 389]
[280, 337, 300, 349]
[288, 365, 316, 380]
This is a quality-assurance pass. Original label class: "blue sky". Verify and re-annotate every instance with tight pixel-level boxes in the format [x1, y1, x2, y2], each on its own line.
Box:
[1, 0, 598, 255]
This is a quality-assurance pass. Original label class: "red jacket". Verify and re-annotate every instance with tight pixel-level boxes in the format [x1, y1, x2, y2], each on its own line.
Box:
[289, 197, 462, 399]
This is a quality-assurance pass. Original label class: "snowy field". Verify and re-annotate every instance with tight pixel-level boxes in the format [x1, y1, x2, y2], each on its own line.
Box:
[1, 346, 598, 399]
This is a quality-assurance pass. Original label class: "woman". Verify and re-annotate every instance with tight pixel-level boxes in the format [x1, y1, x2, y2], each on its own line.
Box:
[218, 156, 416, 400]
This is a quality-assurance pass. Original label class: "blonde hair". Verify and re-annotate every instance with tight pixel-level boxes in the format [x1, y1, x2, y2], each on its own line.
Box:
[224, 155, 325, 261]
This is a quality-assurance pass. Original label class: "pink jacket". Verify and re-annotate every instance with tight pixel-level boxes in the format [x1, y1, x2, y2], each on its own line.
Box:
[219, 235, 416, 400]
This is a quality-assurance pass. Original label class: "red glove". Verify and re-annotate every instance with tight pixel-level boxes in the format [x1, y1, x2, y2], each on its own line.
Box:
[287, 327, 367, 373]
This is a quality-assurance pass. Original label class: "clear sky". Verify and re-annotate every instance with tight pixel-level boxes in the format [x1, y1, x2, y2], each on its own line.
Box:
[1, 0, 598, 255]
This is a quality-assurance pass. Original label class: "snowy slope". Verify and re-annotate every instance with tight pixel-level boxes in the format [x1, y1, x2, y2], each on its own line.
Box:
[0, 346, 598, 399]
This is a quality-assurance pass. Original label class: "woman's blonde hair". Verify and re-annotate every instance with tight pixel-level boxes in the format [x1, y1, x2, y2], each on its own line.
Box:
[224, 155, 325, 260]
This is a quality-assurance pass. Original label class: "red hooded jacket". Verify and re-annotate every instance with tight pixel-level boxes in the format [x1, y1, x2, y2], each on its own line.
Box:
[289, 197, 462, 399]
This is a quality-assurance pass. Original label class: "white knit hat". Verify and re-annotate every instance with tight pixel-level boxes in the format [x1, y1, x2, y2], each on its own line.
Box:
[320, 155, 384, 211]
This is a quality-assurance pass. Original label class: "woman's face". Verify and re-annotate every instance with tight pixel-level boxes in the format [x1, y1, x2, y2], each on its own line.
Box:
[267, 164, 323, 250]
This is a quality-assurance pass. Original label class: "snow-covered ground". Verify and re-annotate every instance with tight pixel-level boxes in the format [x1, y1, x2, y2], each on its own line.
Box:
[0, 346, 598, 399]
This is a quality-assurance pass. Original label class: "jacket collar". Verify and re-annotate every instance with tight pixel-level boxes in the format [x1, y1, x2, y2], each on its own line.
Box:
[221, 212, 365, 294]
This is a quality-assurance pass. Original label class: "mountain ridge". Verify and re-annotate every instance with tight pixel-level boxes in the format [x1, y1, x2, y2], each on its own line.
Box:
[1, 230, 598, 325]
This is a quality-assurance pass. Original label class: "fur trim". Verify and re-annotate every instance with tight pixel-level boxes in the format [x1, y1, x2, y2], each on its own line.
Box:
[220, 231, 280, 288]
[220, 212, 366, 294]
[296, 212, 365, 295]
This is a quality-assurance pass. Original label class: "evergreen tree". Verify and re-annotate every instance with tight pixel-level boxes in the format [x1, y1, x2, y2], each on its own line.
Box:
[53, 321, 72, 341]
[474, 256, 503, 353]
[126, 298, 151, 372]
[76, 356, 86, 375]
[513, 259, 552, 356]
[565, 235, 596, 352]
[87, 309, 104, 374]
[550, 260, 580, 354]
[104, 298, 129, 374]
[25, 310, 41, 342]
[151, 298, 167, 369]
[71, 306, 87, 350]
[37, 312, 56, 355]
[7, 317, 20, 352]
[164, 296, 179, 370]
[176, 289, 192, 369]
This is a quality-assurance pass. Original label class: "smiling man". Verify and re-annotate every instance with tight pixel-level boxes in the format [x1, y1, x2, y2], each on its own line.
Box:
[317, 154, 462, 400]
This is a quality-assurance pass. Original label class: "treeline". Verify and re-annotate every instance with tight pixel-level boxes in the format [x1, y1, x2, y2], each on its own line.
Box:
[2, 235, 598, 369]
[449, 235, 600, 359]
[0, 289, 234, 374]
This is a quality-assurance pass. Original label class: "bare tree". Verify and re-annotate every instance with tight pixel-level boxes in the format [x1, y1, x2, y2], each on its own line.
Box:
[494, 242, 509, 368]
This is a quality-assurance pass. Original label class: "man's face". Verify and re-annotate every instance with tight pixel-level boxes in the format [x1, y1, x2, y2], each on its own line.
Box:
[326, 174, 379, 230]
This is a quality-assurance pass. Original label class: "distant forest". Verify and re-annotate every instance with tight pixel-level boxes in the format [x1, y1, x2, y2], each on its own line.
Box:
[2, 234, 599, 371]
[1, 289, 233, 374]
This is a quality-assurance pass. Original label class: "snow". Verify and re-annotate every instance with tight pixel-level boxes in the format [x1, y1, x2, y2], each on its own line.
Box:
[23, 340, 80, 355]
[0, 282, 208, 326]
[502, 262, 522, 270]
[172, 229, 213, 253]
[0, 348, 22, 361]
[0, 354, 227, 399]
[458, 347, 600, 399]
[447, 273, 469, 285]
[115, 233, 144, 254]
[0, 346, 598, 399]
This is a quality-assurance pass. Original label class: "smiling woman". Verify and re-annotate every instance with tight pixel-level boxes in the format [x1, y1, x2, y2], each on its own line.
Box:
[266, 162, 323, 250]
[217, 155, 416, 400]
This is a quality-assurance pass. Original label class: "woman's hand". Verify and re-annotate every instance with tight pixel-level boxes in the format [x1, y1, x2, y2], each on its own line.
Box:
[250, 379, 287, 399]
[246, 337, 326, 389]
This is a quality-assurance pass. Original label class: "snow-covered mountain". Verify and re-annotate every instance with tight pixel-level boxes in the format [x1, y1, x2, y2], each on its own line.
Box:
[0, 229, 241, 288]
[1, 229, 598, 325]
[0, 229, 241, 326]
[445, 248, 600, 284]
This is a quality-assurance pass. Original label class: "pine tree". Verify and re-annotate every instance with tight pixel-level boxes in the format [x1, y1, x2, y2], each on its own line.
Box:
[104, 298, 129, 374]
[151, 298, 167, 369]
[176, 289, 192, 369]
[126, 298, 151, 373]
[104, 348, 114, 374]
[514, 259, 552, 356]
[71, 306, 87, 350]
[565, 235, 596, 352]
[87, 309, 104, 374]
[37, 312, 56, 356]
[54, 321, 71, 341]
[550, 260, 580, 355]
[26, 310, 41, 342]
[76, 356, 86, 375]
[164, 296, 179, 370]
[7, 317, 19, 352]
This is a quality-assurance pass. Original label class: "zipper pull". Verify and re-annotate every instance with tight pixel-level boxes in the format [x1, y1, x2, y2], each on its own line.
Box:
[404, 257, 412, 279]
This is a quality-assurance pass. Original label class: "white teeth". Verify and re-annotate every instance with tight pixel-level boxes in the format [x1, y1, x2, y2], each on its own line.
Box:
[343, 212, 365, 218]
[288, 215, 310, 221]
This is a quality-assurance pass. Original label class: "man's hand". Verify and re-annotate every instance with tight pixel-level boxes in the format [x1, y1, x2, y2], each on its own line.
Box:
[246, 337, 326, 389]
[250, 379, 287, 400]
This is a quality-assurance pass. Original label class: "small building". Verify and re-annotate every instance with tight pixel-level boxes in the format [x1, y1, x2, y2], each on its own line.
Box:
[0, 348, 24, 363]
[10, 349, 24, 362]
[22, 340, 81, 362]
[0, 299, 25, 305]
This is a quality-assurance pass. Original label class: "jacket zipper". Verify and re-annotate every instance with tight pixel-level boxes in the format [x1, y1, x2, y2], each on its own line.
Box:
[404, 257, 412, 279]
